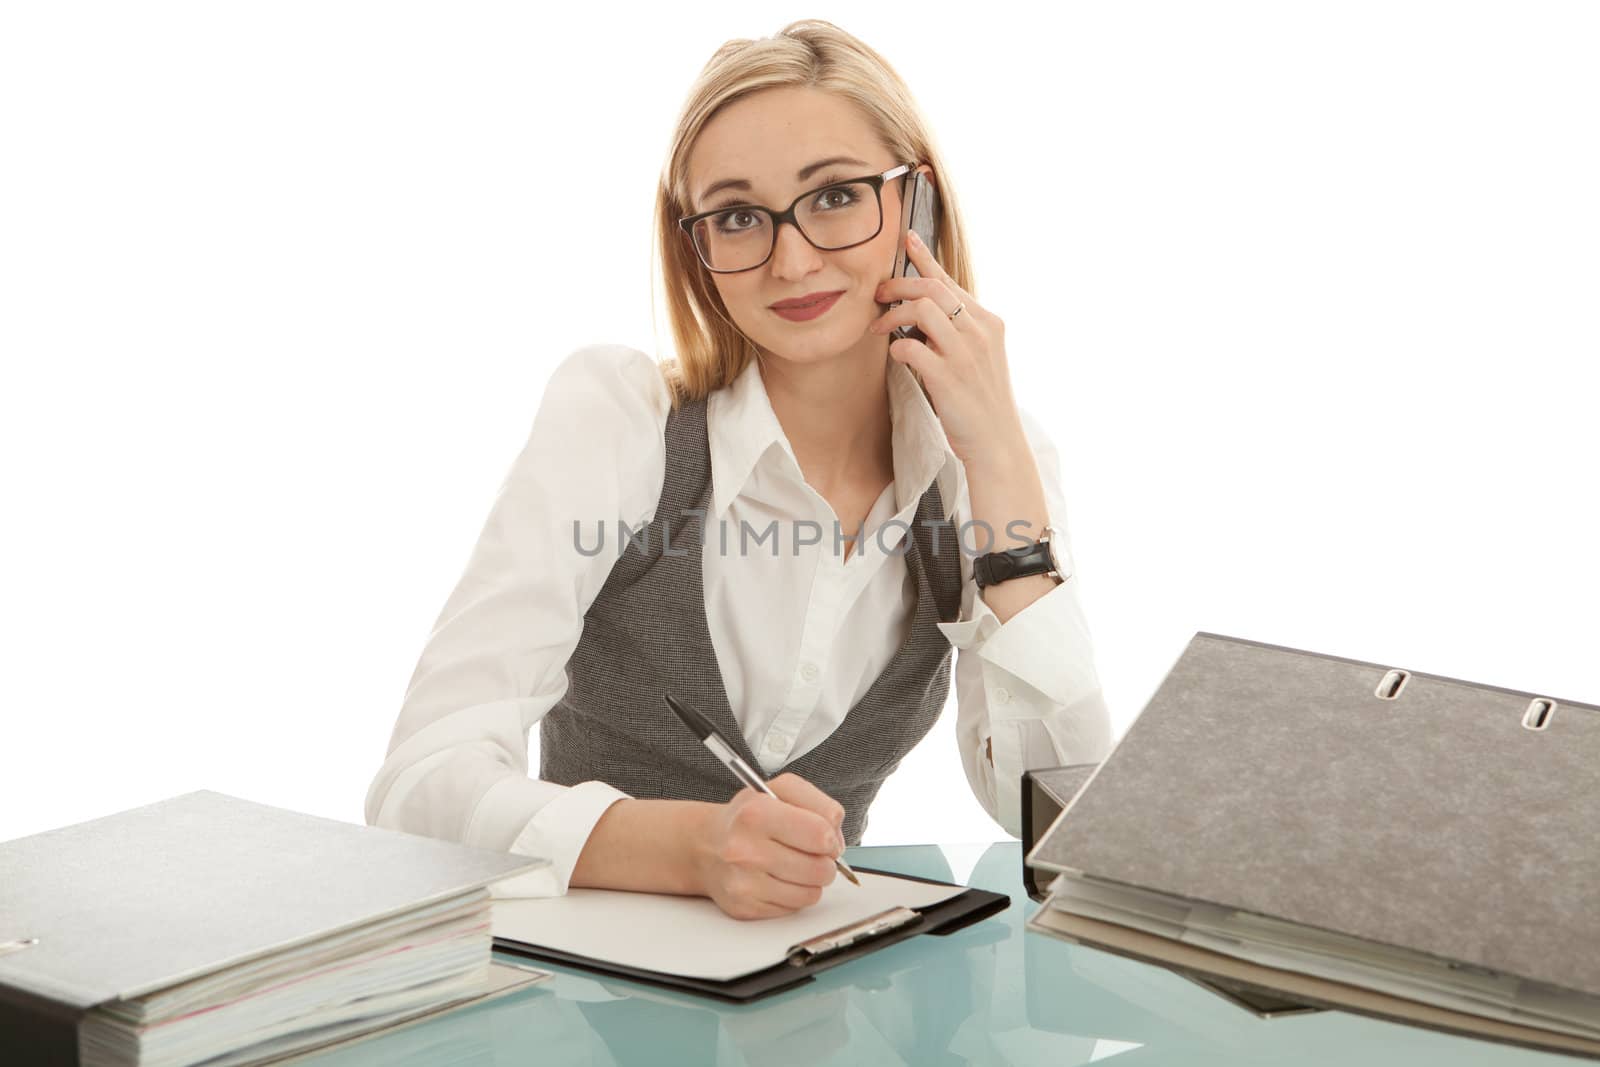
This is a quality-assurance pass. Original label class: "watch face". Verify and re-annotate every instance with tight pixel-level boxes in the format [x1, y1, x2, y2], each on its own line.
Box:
[1043, 525, 1064, 576]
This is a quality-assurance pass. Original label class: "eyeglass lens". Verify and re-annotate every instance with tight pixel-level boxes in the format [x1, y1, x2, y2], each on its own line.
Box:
[689, 180, 882, 272]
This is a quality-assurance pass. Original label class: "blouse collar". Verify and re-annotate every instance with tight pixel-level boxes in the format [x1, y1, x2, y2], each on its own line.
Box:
[706, 356, 962, 523]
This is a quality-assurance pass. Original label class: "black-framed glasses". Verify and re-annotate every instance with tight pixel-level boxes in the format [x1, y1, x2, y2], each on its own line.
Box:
[679, 163, 913, 274]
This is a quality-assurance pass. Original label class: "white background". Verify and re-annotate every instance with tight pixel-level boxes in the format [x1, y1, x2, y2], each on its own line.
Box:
[3, 2, 1595, 847]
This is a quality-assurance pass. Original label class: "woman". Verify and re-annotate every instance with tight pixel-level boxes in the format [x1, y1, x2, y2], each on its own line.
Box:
[364, 19, 1112, 919]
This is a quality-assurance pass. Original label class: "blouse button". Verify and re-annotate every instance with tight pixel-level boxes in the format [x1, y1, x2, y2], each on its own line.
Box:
[800, 661, 820, 682]
[993, 686, 1012, 705]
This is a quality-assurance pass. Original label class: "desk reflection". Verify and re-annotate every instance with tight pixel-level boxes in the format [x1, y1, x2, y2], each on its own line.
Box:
[286, 843, 1585, 1067]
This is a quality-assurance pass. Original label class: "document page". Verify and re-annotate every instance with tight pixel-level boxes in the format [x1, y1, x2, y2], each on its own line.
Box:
[492, 870, 965, 981]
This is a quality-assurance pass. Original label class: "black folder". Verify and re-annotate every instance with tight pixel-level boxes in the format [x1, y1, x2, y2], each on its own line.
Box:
[494, 867, 1008, 1003]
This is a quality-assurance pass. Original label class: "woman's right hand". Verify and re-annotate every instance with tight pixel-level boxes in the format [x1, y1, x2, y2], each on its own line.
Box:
[691, 773, 847, 920]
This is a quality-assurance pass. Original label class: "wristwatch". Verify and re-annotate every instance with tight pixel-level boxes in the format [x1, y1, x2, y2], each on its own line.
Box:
[972, 523, 1067, 590]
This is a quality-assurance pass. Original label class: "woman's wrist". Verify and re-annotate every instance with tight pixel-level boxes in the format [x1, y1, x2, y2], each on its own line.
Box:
[959, 422, 1033, 485]
[570, 797, 716, 896]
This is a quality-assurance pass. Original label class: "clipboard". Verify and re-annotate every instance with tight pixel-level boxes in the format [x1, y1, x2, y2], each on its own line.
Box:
[493, 867, 1008, 1003]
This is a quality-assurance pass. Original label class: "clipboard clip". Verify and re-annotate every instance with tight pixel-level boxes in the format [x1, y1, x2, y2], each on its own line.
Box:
[786, 906, 923, 966]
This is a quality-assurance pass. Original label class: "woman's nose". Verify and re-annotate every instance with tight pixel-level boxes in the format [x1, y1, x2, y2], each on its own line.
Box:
[768, 219, 821, 275]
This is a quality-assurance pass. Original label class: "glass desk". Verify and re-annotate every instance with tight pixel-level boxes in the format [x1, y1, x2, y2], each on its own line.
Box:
[294, 843, 1587, 1066]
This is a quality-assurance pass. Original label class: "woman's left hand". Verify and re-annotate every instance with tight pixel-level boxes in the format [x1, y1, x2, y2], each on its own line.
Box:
[870, 229, 1027, 472]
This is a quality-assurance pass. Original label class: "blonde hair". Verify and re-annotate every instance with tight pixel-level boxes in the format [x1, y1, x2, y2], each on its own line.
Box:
[651, 18, 977, 408]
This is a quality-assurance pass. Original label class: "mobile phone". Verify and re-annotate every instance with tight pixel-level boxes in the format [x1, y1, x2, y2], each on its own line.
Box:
[888, 169, 942, 344]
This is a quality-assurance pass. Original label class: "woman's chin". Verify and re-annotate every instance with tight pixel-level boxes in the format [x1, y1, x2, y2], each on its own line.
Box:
[756, 316, 883, 364]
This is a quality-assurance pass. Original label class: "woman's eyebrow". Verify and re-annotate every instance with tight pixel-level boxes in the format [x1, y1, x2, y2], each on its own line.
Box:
[697, 155, 869, 209]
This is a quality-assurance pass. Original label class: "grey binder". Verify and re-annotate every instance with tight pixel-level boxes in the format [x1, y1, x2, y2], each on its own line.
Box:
[1022, 763, 1322, 1019]
[0, 790, 547, 1065]
[1020, 764, 1098, 903]
[1026, 632, 1600, 1057]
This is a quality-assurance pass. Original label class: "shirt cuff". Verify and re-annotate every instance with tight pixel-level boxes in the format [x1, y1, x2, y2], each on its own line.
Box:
[487, 780, 631, 898]
[935, 584, 1003, 649]
[938, 578, 1101, 713]
[970, 579, 1100, 712]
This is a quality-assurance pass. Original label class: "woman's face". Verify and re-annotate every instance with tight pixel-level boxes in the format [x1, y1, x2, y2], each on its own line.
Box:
[684, 85, 928, 368]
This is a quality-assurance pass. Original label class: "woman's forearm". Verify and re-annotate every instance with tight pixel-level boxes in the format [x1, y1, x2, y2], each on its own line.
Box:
[569, 797, 714, 895]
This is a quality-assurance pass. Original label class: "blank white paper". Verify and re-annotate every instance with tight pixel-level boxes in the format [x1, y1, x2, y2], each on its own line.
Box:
[491, 870, 966, 981]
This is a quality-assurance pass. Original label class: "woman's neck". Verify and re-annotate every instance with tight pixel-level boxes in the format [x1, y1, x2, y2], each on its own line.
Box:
[757, 349, 895, 497]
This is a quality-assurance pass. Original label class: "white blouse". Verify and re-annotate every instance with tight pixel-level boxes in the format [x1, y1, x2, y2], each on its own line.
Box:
[364, 344, 1112, 897]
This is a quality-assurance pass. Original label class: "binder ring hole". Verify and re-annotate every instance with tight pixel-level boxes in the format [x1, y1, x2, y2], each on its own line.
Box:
[1376, 669, 1410, 700]
[1522, 698, 1556, 731]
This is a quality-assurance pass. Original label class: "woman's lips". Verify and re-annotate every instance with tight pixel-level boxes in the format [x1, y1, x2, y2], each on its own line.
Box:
[770, 291, 844, 322]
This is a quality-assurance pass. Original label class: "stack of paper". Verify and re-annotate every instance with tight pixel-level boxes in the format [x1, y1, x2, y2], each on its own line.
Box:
[1026, 632, 1600, 1060]
[1033, 876, 1600, 1045]
[76, 890, 494, 1067]
[0, 791, 550, 1066]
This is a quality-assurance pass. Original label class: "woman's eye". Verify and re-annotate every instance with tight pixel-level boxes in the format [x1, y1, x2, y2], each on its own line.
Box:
[812, 186, 860, 211]
[712, 209, 762, 233]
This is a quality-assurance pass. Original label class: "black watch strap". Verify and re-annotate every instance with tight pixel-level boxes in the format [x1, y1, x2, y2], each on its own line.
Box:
[973, 538, 1058, 589]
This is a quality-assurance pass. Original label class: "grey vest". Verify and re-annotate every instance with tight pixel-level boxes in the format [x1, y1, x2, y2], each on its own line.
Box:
[540, 393, 962, 844]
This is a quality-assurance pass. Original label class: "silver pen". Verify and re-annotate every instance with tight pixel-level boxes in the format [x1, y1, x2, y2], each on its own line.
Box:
[664, 693, 860, 887]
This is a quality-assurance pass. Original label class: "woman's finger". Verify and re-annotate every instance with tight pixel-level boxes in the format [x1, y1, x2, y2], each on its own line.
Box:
[754, 871, 827, 912]
[903, 229, 977, 306]
[884, 274, 967, 318]
[886, 335, 945, 385]
[876, 296, 965, 357]
[760, 796, 840, 858]
[767, 773, 847, 832]
[756, 837, 839, 888]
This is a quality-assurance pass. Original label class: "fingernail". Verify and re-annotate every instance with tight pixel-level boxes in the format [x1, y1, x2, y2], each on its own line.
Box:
[909, 231, 923, 247]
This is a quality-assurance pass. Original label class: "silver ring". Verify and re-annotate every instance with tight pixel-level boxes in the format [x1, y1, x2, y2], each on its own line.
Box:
[949, 302, 965, 321]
